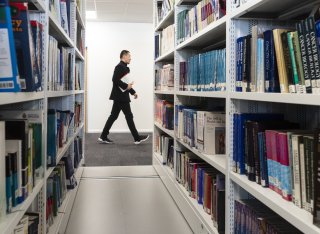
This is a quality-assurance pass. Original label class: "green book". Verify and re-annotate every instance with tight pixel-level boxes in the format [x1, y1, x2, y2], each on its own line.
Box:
[287, 32, 299, 88]
[292, 31, 306, 93]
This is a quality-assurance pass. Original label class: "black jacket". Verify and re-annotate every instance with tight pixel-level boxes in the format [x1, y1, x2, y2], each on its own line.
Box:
[109, 61, 136, 102]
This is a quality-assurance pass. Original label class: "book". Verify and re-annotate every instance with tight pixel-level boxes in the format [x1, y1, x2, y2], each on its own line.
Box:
[5, 140, 22, 205]
[314, 129, 320, 227]
[0, 0, 20, 92]
[0, 122, 6, 218]
[203, 112, 225, 155]
[297, 21, 312, 93]
[10, 2, 40, 92]
[273, 29, 291, 93]
[30, 20, 43, 89]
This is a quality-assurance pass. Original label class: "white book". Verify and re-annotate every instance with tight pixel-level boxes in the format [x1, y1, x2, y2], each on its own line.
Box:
[299, 141, 307, 210]
[119, 73, 133, 92]
[291, 134, 302, 208]
[203, 112, 226, 155]
[196, 111, 205, 152]
[5, 140, 22, 205]
[60, 0, 69, 35]
[0, 122, 6, 219]
[28, 128, 33, 194]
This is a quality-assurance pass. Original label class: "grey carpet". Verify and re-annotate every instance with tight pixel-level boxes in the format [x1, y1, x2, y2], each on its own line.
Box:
[84, 133, 152, 166]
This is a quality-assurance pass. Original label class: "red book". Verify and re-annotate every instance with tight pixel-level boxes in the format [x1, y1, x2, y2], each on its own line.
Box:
[265, 130, 275, 191]
[277, 132, 292, 201]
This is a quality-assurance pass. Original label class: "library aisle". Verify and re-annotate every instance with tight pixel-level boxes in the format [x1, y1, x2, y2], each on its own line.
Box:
[65, 166, 193, 234]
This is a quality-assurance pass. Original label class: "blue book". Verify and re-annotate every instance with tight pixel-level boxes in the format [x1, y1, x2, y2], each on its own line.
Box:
[235, 113, 284, 174]
[258, 132, 268, 187]
[10, 153, 18, 207]
[10, 3, 40, 92]
[5, 154, 12, 212]
[0, 0, 20, 92]
[263, 30, 280, 93]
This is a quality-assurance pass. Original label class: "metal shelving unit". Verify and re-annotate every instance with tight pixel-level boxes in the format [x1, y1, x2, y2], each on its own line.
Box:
[0, 0, 86, 232]
[153, 0, 320, 233]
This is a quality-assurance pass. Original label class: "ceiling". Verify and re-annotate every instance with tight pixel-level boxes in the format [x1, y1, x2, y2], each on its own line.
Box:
[86, 0, 153, 23]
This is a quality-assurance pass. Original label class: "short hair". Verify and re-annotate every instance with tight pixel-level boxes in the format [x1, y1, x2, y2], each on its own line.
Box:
[120, 50, 130, 58]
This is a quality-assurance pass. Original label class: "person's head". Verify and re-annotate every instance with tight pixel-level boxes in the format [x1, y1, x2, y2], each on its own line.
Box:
[120, 50, 131, 64]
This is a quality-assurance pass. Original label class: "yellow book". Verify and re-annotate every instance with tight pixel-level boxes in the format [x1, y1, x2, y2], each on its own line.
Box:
[273, 29, 290, 93]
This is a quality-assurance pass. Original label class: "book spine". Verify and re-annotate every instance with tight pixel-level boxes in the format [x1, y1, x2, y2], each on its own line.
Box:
[304, 136, 311, 212]
[299, 137, 307, 210]
[252, 124, 260, 184]
[297, 22, 312, 93]
[279, 133, 292, 201]
[264, 31, 272, 92]
[304, 20, 316, 93]
[292, 135, 302, 208]
[292, 31, 306, 93]
[314, 130, 320, 226]
[308, 17, 320, 94]
[287, 32, 299, 91]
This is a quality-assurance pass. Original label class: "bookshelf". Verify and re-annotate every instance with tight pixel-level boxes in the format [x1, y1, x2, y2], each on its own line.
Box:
[0, 0, 86, 232]
[153, 0, 320, 233]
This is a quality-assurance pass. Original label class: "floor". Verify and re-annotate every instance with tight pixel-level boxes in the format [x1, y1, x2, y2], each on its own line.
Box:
[84, 133, 153, 167]
[65, 166, 193, 234]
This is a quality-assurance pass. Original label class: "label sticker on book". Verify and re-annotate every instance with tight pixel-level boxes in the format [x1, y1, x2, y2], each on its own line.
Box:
[0, 29, 13, 78]
[0, 81, 14, 89]
[289, 85, 296, 93]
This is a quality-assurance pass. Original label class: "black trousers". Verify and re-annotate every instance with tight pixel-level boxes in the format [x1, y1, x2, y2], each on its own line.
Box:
[100, 101, 140, 141]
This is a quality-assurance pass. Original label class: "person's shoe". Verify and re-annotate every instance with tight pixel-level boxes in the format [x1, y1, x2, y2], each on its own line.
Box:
[134, 135, 149, 145]
[98, 137, 114, 144]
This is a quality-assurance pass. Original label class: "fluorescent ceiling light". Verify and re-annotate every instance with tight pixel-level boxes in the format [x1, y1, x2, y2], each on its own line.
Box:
[86, 11, 97, 19]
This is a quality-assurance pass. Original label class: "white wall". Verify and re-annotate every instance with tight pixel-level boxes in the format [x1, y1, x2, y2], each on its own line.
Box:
[86, 22, 154, 133]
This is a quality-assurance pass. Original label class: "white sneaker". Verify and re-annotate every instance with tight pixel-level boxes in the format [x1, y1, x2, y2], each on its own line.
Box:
[98, 137, 114, 144]
[134, 135, 149, 145]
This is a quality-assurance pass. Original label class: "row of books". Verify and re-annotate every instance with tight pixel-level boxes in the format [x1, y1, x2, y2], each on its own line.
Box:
[175, 150, 225, 233]
[154, 134, 174, 166]
[236, 11, 320, 94]
[0, 111, 44, 217]
[155, 0, 174, 26]
[232, 112, 320, 226]
[12, 212, 40, 234]
[155, 99, 174, 130]
[0, 1, 43, 92]
[154, 64, 174, 91]
[234, 199, 302, 234]
[155, 24, 175, 59]
[177, 0, 226, 44]
[48, 36, 73, 91]
[75, 62, 83, 90]
[175, 105, 226, 155]
[46, 161, 67, 229]
[179, 49, 226, 91]
[49, 0, 73, 37]
[47, 109, 74, 167]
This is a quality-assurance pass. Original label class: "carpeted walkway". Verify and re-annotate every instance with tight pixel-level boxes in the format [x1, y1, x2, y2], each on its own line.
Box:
[84, 133, 152, 166]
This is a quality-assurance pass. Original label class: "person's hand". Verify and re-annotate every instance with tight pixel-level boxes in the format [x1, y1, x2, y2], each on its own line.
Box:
[134, 93, 138, 99]
[127, 82, 134, 90]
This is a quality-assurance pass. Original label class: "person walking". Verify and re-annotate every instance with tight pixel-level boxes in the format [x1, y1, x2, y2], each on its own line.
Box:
[98, 50, 149, 144]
